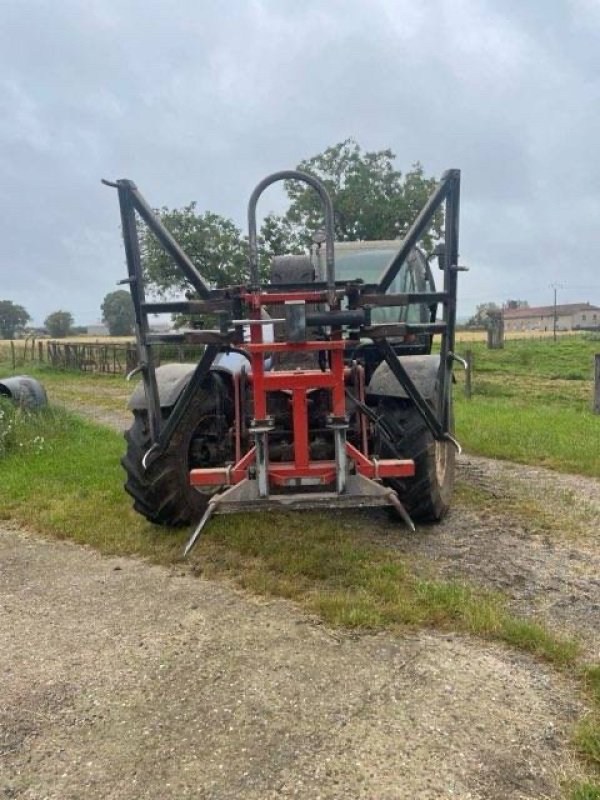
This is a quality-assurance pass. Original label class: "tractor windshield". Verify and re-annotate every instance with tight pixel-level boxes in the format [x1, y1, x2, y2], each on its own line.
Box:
[319, 242, 435, 324]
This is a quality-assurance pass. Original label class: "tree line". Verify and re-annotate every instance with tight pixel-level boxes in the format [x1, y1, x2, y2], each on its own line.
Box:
[0, 296, 134, 339]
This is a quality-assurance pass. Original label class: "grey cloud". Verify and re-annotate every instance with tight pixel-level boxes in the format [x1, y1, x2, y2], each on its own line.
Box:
[0, 0, 598, 324]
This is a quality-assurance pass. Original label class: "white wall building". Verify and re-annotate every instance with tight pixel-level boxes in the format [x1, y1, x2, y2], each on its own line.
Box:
[503, 302, 600, 332]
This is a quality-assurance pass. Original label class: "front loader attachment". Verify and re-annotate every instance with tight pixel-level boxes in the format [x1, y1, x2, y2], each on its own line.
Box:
[105, 167, 463, 554]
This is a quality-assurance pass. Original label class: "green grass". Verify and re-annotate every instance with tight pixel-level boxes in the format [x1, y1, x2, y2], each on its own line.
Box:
[570, 783, 600, 800]
[0, 403, 182, 561]
[574, 667, 600, 770]
[0, 362, 130, 413]
[454, 396, 600, 477]
[455, 334, 600, 380]
[453, 334, 600, 477]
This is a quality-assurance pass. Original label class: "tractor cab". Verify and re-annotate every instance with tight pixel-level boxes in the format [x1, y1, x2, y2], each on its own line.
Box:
[317, 240, 435, 326]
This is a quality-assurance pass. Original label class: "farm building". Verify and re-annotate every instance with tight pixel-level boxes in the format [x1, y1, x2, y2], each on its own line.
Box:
[86, 322, 109, 335]
[503, 302, 600, 332]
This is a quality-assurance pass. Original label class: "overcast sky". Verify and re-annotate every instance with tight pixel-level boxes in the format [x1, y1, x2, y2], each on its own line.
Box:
[1, 0, 599, 324]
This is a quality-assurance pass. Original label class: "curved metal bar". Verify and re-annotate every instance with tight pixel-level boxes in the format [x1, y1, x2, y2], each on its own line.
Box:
[247, 170, 335, 293]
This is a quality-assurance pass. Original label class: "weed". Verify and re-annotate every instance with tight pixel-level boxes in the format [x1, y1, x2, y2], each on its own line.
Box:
[570, 783, 600, 800]
[573, 714, 600, 767]
[0, 398, 53, 457]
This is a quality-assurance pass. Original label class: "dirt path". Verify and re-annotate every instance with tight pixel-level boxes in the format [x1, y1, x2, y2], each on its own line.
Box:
[0, 524, 586, 799]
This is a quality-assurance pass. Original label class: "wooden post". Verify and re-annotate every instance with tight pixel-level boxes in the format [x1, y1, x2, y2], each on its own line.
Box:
[464, 350, 473, 399]
[10, 340, 16, 369]
[486, 310, 504, 349]
[38, 341, 43, 362]
[593, 354, 600, 414]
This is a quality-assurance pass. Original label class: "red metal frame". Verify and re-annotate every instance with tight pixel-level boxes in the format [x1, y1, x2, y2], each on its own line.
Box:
[189, 290, 414, 493]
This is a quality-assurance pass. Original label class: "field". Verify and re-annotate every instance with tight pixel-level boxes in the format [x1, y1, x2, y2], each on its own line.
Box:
[452, 334, 600, 476]
[3, 332, 599, 476]
[1, 333, 600, 798]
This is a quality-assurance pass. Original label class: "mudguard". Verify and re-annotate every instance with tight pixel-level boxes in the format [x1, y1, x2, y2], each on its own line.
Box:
[0, 375, 48, 409]
[127, 352, 250, 411]
[366, 354, 441, 400]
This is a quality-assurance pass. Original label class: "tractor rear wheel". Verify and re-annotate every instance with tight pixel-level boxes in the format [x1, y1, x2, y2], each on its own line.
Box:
[381, 400, 455, 522]
[121, 390, 220, 526]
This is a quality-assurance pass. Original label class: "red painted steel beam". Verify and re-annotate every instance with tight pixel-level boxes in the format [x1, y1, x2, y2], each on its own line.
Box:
[249, 371, 338, 391]
[345, 442, 414, 479]
[291, 389, 309, 467]
[241, 290, 334, 304]
[246, 340, 346, 353]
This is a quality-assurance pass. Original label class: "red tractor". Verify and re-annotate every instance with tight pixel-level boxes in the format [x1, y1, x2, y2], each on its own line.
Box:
[104, 169, 463, 554]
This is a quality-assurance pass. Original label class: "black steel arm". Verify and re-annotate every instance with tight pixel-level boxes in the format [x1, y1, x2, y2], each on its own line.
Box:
[124, 181, 213, 300]
[143, 344, 220, 467]
[374, 338, 445, 441]
[104, 179, 213, 300]
[376, 169, 458, 293]
[114, 181, 162, 441]
[359, 291, 449, 307]
[437, 170, 461, 429]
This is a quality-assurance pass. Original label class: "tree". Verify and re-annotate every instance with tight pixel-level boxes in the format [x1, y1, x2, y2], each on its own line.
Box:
[467, 302, 501, 327]
[139, 140, 442, 294]
[140, 205, 248, 295]
[45, 310, 73, 338]
[0, 300, 30, 339]
[101, 290, 135, 336]
[259, 213, 304, 257]
[273, 139, 442, 248]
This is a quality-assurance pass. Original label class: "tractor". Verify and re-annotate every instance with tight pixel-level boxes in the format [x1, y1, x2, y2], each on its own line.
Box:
[103, 169, 464, 554]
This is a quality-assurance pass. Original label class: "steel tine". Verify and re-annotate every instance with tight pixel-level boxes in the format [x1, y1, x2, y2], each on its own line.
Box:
[388, 492, 416, 532]
[183, 500, 218, 557]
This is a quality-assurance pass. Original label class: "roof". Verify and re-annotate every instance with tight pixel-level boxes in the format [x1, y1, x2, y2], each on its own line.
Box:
[502, 302, 600, 319]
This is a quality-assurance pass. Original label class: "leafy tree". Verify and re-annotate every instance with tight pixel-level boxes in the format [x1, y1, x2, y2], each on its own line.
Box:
[0, 300, 30, 339]
[467, 302, 501, 327]
[272, 139, 442, 248]
[140, 205, 248, 294]
[44, 310, 73, 338]
[260, 213, 304, 257]
[139, 140, 442, 294]
[101, 290, 135, 336]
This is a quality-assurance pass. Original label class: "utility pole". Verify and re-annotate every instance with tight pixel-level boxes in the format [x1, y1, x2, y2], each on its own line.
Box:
[549, 283, 563, 342]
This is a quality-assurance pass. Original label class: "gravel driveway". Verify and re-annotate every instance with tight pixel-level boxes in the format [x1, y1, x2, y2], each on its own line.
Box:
[0, 522, 587, 800]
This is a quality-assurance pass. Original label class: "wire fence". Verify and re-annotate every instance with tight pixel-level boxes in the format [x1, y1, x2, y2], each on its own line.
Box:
[0, 338, 204, 375]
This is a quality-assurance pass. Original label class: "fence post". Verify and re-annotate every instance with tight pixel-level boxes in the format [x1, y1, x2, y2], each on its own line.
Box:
[10, 340, 16, 369]
[486, 311, 504, 349]
[464, 350, 473, 399]
[593, 354, 600, 414]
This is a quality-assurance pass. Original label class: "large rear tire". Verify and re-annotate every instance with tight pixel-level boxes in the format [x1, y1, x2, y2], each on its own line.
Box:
[121, 391, 218, 526]
[381, 399, 455, 522]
